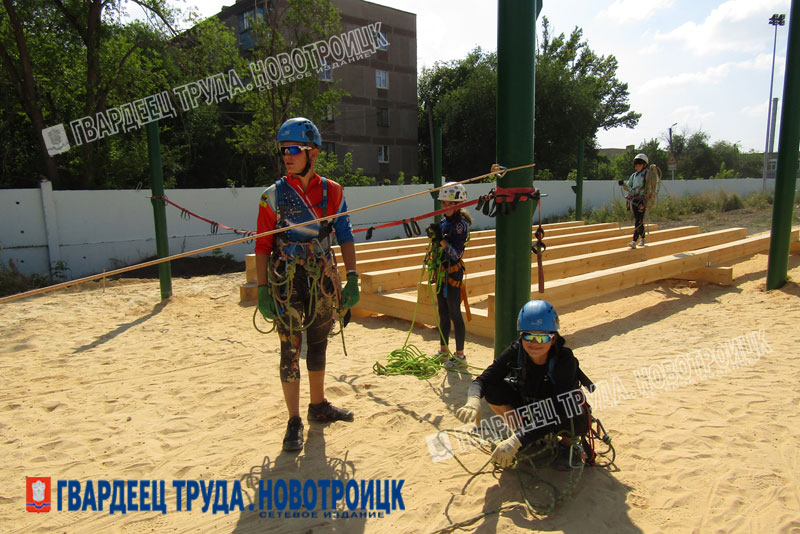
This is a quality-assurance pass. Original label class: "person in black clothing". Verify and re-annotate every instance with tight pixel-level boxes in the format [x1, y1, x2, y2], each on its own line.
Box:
[455, 300, 589, 468]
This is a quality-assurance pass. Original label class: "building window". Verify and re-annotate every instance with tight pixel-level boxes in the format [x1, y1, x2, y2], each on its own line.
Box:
[376, 107, 389, 127]
[238, 8, 264, 50]
[373, 30, 388, 51]
[768, 159, 777, 172]
[324, 105, 335, 122]
[320, 63, 333, 82]
[322, 142, 335, 155]
[378, 145, 390, 163]
[375, 70, 388, 89]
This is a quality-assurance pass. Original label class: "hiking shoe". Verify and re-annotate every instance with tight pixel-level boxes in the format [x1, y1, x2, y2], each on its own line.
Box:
[628, 240, 637, 249]
[307, 399, 354, 422]
[444, 354, 467, 369]
[639, 238, 647, 247]
[283, 416, 304, 451]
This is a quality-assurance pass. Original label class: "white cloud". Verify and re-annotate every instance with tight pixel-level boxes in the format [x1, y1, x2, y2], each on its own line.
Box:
[672, 105, 715, 124]
[598, 0, 674, 24]
[654, 0, 790, 56]
[640, 63, 733, 92]
[741, 99, 775, 118]
[639, 55, 783, 93]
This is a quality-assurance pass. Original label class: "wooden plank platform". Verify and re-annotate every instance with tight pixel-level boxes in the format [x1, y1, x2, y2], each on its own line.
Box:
[240, 222, 800, 338]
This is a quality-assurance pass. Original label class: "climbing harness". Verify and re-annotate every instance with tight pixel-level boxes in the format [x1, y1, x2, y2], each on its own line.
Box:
[252, 177, 351, 355]
[430, 392, 615, 533]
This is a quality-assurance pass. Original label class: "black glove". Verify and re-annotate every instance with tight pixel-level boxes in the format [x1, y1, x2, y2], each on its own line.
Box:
[426, 222, 442, 241]
[617, 180, 624, 186]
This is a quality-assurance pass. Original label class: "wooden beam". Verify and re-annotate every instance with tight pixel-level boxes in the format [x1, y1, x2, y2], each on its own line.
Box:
[670, 266, 733, 285]
[487, 227, 800, 316]
[360, 224, 680, 293]
[487, 252, 710, 317]
[449, 227, 745, 297]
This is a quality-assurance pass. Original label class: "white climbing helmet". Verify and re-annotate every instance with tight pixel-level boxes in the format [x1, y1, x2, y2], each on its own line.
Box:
[633, 153, 649, 165]
[438, 181, 467, 202]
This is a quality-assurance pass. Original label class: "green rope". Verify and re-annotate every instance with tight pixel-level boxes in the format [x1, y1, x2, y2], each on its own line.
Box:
[430, 418, 616, 534]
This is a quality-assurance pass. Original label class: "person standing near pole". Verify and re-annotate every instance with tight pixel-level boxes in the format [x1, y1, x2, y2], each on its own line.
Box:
[433, 182, 472, 369]
[255, 117, 360, 452]
[619, 153, 649, 248]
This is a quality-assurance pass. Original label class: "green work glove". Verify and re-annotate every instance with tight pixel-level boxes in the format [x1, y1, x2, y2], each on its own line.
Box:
[257, 285, 276, 320]
[341, 272, 360, 310]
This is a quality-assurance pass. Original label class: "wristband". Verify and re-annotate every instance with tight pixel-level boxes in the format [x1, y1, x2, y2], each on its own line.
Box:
[347, 270, 359, 278]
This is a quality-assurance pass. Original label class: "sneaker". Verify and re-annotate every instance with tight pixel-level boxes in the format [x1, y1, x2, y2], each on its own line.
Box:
[639, 238, 647, 247]
[433, 351, 450, 362]
[444, 354, 467, 369]
[283, 416, 304, 451]
[307, 399, 354, 422]
[628, 240, 637, 249]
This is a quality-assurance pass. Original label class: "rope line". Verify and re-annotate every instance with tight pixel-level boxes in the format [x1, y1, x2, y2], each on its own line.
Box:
[157, 196, 258, 241]
[0, 163, 533, 305]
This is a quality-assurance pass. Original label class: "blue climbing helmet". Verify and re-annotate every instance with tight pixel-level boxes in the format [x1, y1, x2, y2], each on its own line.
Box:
[276, 117, 322, 148]
[517, 300, 559, 332]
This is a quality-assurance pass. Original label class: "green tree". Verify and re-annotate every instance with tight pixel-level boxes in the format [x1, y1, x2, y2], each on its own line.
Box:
[417, 19, 639, 182]
[536, 18, 639, 178]
[229, 0, 345, 186]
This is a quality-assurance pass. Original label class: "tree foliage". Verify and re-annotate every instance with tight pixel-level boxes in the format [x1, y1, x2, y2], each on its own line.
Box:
[417, 18, 640, 182]
[0, 0, 344, 190]
[229, 0, 345, 186]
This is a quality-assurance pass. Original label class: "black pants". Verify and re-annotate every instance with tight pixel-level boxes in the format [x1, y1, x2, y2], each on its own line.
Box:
[274, 265, 334, 383]
[436, 270, 465, 352]
[632, 202, 646, 241]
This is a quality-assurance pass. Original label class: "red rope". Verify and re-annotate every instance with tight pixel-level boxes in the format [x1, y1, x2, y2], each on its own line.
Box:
[154, 196, 257, 238]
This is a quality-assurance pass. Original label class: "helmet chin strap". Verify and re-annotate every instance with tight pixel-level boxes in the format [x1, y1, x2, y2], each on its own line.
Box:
[300, 150, 313, 178]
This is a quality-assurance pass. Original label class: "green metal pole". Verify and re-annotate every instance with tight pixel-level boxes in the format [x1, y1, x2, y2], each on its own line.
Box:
[495, 0, 541, 356]
[575, 138, 584, 221]
[433, 118, 443, 222]
[146, 121, 173, 299]
[766, 0, 800, 290]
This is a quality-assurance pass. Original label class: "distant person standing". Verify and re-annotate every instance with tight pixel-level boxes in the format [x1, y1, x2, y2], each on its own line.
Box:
[619, 153, 649, 248]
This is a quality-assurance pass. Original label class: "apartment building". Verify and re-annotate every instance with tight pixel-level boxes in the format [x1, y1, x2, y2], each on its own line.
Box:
[217, 0, 418, 182]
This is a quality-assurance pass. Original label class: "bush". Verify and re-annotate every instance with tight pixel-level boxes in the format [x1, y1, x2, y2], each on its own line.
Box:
[721, 193, 745, 212]
[0, 262, 50, 298]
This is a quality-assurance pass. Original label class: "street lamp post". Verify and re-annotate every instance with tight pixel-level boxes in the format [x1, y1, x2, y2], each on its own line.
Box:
[668, 122, 677, 180]
[763, 13, 786, 191]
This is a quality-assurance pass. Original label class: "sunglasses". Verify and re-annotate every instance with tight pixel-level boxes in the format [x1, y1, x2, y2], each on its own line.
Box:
[521, 332, 554, 343]
[279, 145, 312, 156]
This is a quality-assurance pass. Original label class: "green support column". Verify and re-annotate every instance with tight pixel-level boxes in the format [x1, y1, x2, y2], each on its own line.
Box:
[495, 0, 541, 356]
[575, 138, 584, 221]
[146, 121, 173, 300]
[433, 119, 443, 222]
[767, 0, 800, 290]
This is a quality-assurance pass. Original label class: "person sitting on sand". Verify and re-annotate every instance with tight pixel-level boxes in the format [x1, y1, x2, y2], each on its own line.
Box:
[454, 300, 589, 469]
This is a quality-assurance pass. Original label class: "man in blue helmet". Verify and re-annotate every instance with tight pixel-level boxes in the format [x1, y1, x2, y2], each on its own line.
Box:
[454, 300, 590, 469]
[255, 117, 360, 452]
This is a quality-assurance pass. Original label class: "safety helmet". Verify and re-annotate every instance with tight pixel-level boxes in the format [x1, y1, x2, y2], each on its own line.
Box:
[633, 153, 649, 165]
[517, 300, 559, 332]
[438, 181, 468, 202]
[276, 117, 322, 148]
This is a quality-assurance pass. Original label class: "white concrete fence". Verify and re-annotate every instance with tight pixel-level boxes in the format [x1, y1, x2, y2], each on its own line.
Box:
[0, 178, 776, 280]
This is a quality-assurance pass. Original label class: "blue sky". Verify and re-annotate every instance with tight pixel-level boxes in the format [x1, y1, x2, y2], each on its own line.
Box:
[182, 0, 792, 153]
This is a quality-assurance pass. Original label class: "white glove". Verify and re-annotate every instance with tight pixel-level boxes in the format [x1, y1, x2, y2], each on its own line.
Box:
[491, 433, 522, 468]
[455, 396, 481, 424]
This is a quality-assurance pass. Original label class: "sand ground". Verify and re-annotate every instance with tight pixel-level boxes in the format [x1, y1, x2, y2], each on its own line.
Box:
[2, 252, 800, 533]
